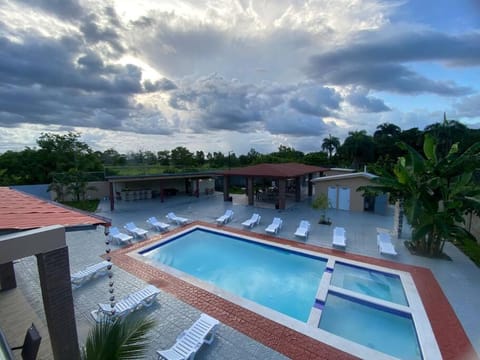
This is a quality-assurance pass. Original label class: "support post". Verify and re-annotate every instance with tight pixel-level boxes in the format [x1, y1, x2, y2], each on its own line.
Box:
[308, 173, 313, 196]
[278, 178, 286, 209]
[0, 262, 16, 290]
[109, 182, 114, 211]
[247, 177, 254, 206]
[223, 176, 230, 201]
[36, 247, 80, 360]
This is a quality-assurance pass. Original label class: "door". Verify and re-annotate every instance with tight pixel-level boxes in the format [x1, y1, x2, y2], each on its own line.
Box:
[328, 186, 337, 208]
[338, 187, 350, 210]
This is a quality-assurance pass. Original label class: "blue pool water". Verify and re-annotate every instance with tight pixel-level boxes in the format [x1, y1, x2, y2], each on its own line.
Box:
[141, 229, 327, 321]
[319, 292, 422, 360]
[330, 262, 408, 305]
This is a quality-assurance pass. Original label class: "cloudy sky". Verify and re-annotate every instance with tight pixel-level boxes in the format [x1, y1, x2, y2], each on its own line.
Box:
[1, 0, 479, 155]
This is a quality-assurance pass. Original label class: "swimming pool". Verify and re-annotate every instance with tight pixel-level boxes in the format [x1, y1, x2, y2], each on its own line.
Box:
[134, 225, 441, 360]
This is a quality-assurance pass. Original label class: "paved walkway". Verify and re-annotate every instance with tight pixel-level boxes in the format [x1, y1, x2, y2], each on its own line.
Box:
[0, 192, 479, 359]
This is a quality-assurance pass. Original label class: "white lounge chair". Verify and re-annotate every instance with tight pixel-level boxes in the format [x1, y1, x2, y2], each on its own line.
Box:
[294, 220, 311, 239]
[166, 212, 189, 225]
[109, 227, 133, 245]
[157, 313, 220, 360]
[241, 213, 261, 229]
[377, 233, 398, 256]
[71, 261, 110, 289]
[124, 222, 149, 239]
[332, 227, 347, 247]
[265, 217, 283, 235]
[216, 209, 234, 225]
[147, 217, 170, 232]
[91, 284, 160, 322]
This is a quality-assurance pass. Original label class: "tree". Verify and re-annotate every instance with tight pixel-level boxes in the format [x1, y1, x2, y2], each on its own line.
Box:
[170, 146, 194, 167]
[304, 151, 329, 166]
[321, 135, 340, 159]
[81, 315, 155, 360]
[361, 133, 480, 257]
[424, 113, 469, 157]
[338, 130, 375, 170]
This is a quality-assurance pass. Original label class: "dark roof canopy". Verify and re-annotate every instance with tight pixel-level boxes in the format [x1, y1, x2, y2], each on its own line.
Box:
[222, 163, 329, 178]
[0, 187, 110, 232]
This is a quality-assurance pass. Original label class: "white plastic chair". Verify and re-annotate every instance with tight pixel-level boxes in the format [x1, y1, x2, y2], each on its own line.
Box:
[265, 217, 283, 235]
[156, 313, 220, 360]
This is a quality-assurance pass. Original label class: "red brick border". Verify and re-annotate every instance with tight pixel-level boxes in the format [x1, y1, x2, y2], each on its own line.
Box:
[109, 222, 477, 360]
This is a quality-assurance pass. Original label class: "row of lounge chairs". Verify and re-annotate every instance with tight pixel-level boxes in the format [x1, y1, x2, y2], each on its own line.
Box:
[72, 261, 218, 359]
[108, 212, 191, 246]
[90, 284, 161, 322]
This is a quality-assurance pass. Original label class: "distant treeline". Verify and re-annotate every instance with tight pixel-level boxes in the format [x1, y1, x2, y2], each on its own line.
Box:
[1, 118, 479, 185]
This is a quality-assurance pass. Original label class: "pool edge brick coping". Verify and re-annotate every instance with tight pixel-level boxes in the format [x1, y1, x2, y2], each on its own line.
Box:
[107, 221, 476, 360]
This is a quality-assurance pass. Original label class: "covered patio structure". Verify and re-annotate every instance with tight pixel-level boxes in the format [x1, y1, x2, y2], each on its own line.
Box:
[0, 187, 110, 359]
[105, 171, 219, 211]
[222, 163, 329, 209]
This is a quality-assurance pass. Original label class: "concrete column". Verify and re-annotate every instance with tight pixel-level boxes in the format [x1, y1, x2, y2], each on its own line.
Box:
[223, 176, 230, 201]
[247, 177, 254, 206]
[109, 182, 114, 211]
[36, 247, 80, 360]
[195, 179, 199, 197]
[308, 173, 313, 196]
[295, 176, 301, 202]
[278, 178, 286, 209]
[0, 262, 16, 290]
[160, 181, 164, 203]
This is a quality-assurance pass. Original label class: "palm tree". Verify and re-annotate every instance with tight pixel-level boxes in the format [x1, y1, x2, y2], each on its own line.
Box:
[82, 315, 156, 360]
[321, 134, 340, 159]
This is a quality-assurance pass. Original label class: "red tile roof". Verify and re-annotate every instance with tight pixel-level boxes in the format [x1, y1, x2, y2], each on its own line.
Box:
[0, 187, 110, 231]
[222, 162, 329, 178]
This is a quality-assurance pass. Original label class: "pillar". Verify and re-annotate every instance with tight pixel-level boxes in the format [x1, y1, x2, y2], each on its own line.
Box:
[223, 176, 230, 201]
[160, 181, 164, 203]
[109, 182, 114, 211]
[0, 262, 16, 290]
[195, 179, 199, 197]
[278, 178, 286, 209]
[308, 173, 313, 196]
[247, 177, 254, 206]
[295, 176, 301, 202]
[36, 247, 80, 360]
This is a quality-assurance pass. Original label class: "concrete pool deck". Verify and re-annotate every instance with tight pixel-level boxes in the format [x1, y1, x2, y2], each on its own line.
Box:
[1, 192, 479, 359]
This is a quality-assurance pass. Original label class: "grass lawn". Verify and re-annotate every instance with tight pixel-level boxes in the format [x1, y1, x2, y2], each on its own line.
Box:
[455, 239, 480, 267]
[62, 199, 100, 212]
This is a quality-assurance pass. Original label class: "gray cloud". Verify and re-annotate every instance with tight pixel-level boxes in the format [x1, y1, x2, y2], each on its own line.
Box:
[144, 78, 177, 92]
[170, 75, 265, 132]
[79, 13, 125, 55]
[453, 94, 480, 118]
[15, 0, 84, 19]
[306, 29, 478, 96]
[346, 88, 391, 112]
[289, 85, 341, 117]
[265, 108, 328, 136]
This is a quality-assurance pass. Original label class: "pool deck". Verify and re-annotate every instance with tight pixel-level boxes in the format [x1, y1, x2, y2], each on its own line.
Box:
[1, 193, 479, 359]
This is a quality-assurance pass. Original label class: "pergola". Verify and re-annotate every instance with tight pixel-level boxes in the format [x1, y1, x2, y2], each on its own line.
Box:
[221, 163, 329, 209]
[0, 187, 111, 360]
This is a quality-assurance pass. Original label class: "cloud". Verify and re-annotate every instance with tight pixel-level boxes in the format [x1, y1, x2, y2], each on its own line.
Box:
[453, 94, 480, 118]
[15, 0, 84, 19]
[346, 88, 391, 112]
[289, 85, 341, 117]
[169, 74, 266, 132]
[79, 11, 126, 55]
[305, 29, 478, 96]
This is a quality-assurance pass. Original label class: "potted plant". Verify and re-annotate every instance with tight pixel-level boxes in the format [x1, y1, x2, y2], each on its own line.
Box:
[312, 194, 331, 225]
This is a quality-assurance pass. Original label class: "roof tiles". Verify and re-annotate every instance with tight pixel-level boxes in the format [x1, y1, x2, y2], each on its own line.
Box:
[0, 187, 110, 231]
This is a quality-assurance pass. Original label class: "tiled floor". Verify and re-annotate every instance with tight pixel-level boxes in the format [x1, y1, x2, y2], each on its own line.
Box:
[1, 192, 479, 359]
